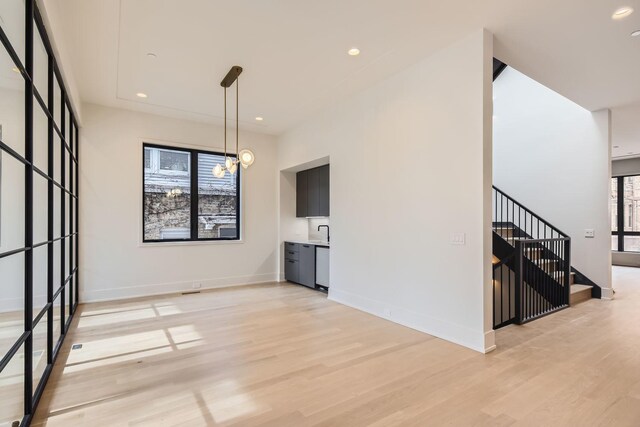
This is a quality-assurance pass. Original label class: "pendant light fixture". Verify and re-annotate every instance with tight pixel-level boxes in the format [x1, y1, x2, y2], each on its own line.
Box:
[212, 66, 256, 178]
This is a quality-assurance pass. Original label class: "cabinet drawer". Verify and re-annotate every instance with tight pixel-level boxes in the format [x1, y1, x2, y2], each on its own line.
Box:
[285, 259, 300, 283]
[285, 249, 299, 260]
[285, 242, 300, 252]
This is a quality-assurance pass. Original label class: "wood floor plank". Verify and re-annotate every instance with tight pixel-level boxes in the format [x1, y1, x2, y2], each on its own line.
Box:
[30, 267, 640, 426]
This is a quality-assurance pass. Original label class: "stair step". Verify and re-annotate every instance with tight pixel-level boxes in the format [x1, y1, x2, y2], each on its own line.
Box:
[570, 284, 593, 306]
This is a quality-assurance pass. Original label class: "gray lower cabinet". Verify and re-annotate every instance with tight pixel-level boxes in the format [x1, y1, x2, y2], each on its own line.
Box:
[284, 242, 316, 289]
[298, 244, 315, 288]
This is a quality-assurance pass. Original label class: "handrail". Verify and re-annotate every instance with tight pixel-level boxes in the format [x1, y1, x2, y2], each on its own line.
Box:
[493, 185, 569, 238]
[509, 237, 570, 243]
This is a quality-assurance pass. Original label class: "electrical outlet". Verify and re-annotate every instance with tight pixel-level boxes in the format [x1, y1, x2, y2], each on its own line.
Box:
[584, 229, 595, 238]
[450, 232, 466, 245]
[193, 282, 202, 289]
[383, 308, 392, 318]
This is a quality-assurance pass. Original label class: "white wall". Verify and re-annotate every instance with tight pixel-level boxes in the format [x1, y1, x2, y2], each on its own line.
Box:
[493, 67, 612, 296]
[79, 104, 278, 302]
[277, 30, 495, 353]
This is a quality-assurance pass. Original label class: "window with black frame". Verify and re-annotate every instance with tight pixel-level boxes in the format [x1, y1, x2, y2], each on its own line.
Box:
[0, 2, 79, 425]
[611, 175, 640, 252]
[143, 143, 240, 242]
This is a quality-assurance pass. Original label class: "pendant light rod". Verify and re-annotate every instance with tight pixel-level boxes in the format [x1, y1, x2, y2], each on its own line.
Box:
[220, 66, 243, 88]
[236, 75, 239, 160]
[223, 86, 227, 157]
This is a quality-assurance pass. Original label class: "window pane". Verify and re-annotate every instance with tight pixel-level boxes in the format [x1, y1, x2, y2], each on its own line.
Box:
[0, 253, 24, 357]
[0, 343, 25, 427]
[54, 133, 61, 184]
[1, 152, 25, 252]
[612, 235, 618, 251]
[52, 293, 62, 353]
[34, 24, 48, 98]
[159, 149, 189, 172]
[198, 153, 238, 239]
[33, 100, 48, 172]
[53, 240, 61, 289]
[623, 236, 640, 253]
[0, 0, 26, 65]
[33, 245, 48, 317]
[34, 173, 48, 245]
[0, 44, 25, 157]
[33, 316, 48, 396]
[623, 176, 640, 232]
[54, 75, 62, 129]
[611, 178, 618, 232]
[143, 146, 191, 240]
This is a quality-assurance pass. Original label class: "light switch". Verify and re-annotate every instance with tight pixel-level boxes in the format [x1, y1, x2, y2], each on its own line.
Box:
[450, 232, 466, 245]
[585, 229, 595, 238]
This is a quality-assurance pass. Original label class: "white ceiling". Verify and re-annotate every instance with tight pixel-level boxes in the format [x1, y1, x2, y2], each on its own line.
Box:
[51, 0, 640, 143]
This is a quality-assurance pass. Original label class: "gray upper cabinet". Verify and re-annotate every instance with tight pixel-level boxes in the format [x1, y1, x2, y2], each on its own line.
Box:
[296, 164, 330, 218]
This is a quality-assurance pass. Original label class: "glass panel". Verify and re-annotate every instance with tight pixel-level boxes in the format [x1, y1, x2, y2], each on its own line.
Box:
[0, 253, 24, 357]
[54, 184, 61, 238]
[159, 149, 189, 172]
[623, 236, 640, 252]
[623, 176, 640, 232]
[33, 24, 48, 98]
[0, 344, 25, 427]
[0, 0, 26, 65]
[198, 152, 238, 239]
[612, 235, 618, 251]
[64, 236, 70, 280]
[52, 293, 61, 352]
[64, 284, 70, 326]
[0, 152, 25, 252]
[34, 173, 48, 245]
[33, 245, 48, 317]
[53, 240, 61, 289]
[33, 100, 48, 172]
[32, 316, 48, 396]
[65, 147, 70, 190]
[73, 234, 78, 270]
[0, 44, 25, 157]
[53, 132, 61, 184]
[143, 146, 191, 240]
[144, 147, 151, 169]
[65, 193, 70, 236]
[611, 178, 618, 232]
[53, 74, 62, 129]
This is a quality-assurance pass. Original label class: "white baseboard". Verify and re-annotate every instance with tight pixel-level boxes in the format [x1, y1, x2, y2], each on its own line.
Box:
[328, 288, 492, 354]
[601, 287, 615, 300]
[81, 272, 278, 304]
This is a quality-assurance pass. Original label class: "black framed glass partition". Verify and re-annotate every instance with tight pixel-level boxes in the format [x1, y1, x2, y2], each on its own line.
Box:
[611, 175, 640, 252]
[0, 1, 79, 425]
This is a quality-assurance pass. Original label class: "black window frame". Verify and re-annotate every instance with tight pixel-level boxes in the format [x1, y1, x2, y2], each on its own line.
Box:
[611, 174, 640, 252]
[142, 142, 241, 243]
[0, 2, 80, 425]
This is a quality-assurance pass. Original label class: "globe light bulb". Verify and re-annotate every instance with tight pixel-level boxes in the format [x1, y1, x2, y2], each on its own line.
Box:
[212, 163, 225, 178]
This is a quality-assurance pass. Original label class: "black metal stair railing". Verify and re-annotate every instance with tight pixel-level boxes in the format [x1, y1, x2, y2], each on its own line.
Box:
[492, 186, 571, 328]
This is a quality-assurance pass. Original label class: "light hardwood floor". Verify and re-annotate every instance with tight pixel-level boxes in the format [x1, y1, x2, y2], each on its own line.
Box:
[32, 267, 640, 426]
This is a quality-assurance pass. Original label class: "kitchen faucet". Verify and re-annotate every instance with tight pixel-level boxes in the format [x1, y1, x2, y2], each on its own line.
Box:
[318, 225, 330, 243]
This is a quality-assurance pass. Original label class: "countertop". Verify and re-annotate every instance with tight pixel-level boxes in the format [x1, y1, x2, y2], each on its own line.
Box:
[286, 240, 330, 248]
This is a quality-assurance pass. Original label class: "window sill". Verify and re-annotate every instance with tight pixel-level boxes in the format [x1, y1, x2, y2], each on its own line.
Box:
[138, 239, 244, 248]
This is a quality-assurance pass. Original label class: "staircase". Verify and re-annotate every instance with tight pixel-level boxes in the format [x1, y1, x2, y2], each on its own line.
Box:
[492, 186, 596, 329]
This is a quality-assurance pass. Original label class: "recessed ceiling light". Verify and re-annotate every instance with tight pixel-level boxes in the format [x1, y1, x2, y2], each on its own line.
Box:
[136, 92, 148, 98]
[632, 30, 640, 37]
[146, 53, 157, 58]
[348, 48, 360, 56]
[612, 7, 634, 20]
[614, 145, 620, 148]
[255, 116, 264, 121]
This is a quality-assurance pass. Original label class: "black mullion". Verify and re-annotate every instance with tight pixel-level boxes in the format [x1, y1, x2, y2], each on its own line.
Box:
[24, 0, 35, 415]
[190, 151, 198, 240]
[46, 38, 54, 366]
[75, 124, 79, 306]
[618, 177, 624, 252]
[69, 124, 74, 314]
[236, 159, 241, 240]
[0, 140, 30, 165]
[60, 91, 66, 335]
[0, 332, 30, 373]
[0, 23, 26, 75]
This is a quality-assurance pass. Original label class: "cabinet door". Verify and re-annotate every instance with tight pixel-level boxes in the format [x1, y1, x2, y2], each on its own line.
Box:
[298, 244, 316, 288]
[317, 165, 330, 217]
[307, 167, 320, 217]
[316, 247, 330, 287]
[285, 259, 299, 283]
[296, 170, 308, 218]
